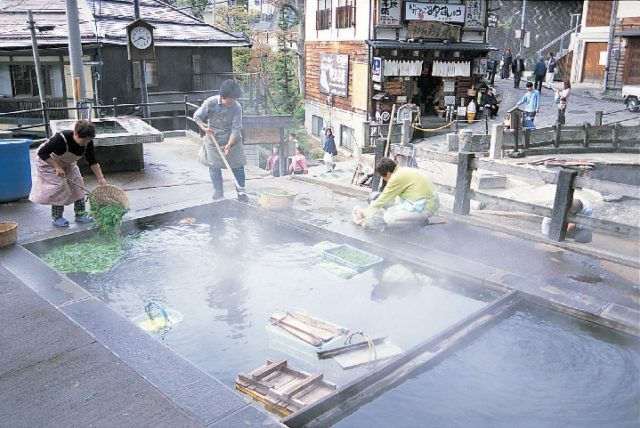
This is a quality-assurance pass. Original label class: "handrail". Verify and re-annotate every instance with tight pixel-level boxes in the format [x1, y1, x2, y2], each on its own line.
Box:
[535, 23, 581, 59]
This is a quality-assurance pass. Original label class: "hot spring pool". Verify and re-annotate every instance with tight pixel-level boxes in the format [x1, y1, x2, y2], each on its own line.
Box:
[334, 304, 640, 428]
[33, 206, 492, 388]
[28, 204, 638, 426]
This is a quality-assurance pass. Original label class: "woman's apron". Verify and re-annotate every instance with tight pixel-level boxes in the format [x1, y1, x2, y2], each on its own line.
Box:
[201, 105, 246, 169]
[29, 133, 86, 206]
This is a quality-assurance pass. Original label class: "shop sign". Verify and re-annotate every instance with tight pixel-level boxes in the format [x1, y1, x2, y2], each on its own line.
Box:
[464, 0, 486, 30]
[319, 53, 349, 98]
[405, 2, 465, 23]
[379, 0, 401, 27]
[408, 21, 461, 40]
[372, 57, 382, 82]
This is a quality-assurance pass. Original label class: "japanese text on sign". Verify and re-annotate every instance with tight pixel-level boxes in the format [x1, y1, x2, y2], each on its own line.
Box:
[379, 0, 401, 26]
[319, 53, 349, 98]
[464, 0, 486, 29]
[405, 2, 465, 23]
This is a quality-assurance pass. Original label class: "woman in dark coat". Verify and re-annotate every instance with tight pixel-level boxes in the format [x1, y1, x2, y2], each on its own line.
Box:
[322, 128, 337, 172]
[501, 48, 513, 79]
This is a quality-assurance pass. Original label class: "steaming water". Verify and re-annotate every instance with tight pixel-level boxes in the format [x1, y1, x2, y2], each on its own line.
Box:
[59, 214, 489, 386]
[335, 305, 640, 428]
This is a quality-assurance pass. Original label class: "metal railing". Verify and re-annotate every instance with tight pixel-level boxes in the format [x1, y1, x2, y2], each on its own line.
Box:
[535, 14, 581, 60]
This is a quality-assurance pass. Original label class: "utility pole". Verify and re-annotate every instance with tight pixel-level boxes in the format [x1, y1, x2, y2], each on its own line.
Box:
[27, 11, 46, 106]
[519, 0, 527, 56]
[133, 0, 150, 119]
[65, 0, 88, 118]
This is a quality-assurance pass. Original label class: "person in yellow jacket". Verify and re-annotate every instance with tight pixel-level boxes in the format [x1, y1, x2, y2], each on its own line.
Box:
[356, 157, 439, 229]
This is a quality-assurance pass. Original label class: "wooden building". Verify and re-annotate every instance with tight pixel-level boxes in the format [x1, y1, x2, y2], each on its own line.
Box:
[570, 0, 640, 90]
[0, 0, 249, 131]
[304, 0, 496, 154]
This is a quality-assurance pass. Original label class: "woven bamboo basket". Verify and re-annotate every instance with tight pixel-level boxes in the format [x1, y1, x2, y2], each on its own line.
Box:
[259, 187, 297, 210]
[0, 221, 18, 247]
[90, 184, 129, 208]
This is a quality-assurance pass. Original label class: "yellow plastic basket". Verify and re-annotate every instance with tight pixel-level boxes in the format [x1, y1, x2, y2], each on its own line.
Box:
[259, 187, 297, 210]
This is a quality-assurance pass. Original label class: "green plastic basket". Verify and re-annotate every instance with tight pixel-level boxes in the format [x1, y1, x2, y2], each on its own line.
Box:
[323, 244, 383, 272]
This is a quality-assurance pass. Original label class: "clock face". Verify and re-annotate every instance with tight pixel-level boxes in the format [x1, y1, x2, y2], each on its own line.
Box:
[130, 26, 152, 50]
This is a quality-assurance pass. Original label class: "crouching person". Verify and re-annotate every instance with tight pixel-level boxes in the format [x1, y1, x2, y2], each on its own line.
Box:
[354, 158, 439, 230]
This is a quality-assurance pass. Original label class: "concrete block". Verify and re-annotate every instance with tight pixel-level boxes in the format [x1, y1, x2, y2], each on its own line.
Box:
[447, 133, 459, 151]
[473, 172, 507, 189]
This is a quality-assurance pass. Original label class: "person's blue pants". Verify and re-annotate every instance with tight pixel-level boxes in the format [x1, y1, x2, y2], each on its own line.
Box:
[209, 166, 245, 193]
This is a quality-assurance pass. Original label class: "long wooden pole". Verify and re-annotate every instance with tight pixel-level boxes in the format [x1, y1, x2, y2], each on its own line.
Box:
[383, 104, 397, 158]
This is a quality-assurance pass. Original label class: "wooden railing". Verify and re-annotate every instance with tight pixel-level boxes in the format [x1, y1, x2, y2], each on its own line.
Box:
[388, 142, 639, 266]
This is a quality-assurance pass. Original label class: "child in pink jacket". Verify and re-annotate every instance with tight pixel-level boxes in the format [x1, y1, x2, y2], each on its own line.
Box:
[289, 146, 308, 175]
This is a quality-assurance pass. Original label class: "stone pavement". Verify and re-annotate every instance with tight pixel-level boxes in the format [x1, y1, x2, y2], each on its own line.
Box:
[0, 129, 638, 426]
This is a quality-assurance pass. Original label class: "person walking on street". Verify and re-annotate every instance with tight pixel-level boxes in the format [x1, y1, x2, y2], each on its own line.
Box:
[553, 81, 571, 125]
[322, 128, 337, 172]
[194, 79, 248, 201]
[289, 145, 308, 175]
[534, 57, 547, 93]
[501, 48, 513, 79]
[545, 52, 557, 89]
[516, 82, 540, 128]
[511, 53, 525, 88]
[29, 119, 107, 227]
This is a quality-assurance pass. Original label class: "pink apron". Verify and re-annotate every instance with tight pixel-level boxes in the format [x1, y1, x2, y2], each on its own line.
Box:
[29, 133, 86, 206]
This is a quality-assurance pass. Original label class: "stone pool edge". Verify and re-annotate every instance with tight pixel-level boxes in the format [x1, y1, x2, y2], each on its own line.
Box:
[0, 243, 284, 428]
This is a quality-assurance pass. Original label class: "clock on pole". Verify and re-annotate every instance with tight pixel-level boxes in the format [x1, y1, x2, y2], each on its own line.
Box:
[126, 19, 155, 60]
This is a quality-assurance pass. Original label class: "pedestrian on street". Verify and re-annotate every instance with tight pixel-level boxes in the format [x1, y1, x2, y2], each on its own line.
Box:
[266, 145, 280, 177]
[545, 51, 557, 89]
[486, 52, 497, 86]
[289, 145, 308, 175]
[534, 57, 547, 93]
[511, 53, 525, 88]
[554, 81, 571, 125]
[322, 128, 337, 172]
[194, 79, 248, 202]
[29, 119, 107, 227]
[501, 48, 513, 79]
[515, 81, 540, 128]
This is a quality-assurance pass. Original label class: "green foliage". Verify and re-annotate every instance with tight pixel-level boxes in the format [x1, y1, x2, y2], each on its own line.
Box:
[270, 9, 302, 119]
[43, 238, 125, 274]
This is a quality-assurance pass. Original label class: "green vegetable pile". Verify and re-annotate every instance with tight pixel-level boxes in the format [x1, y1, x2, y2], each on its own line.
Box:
[42, 238, 125, 274]
[88, 196, 129, 240]
[43, 197, 130, 274]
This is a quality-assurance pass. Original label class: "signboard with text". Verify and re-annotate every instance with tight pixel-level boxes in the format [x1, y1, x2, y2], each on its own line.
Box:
[464, 0, 486, 30]
[408, 21, 461, 40]
[378, 0, 401, 26]
[319, 53, 349, 98]
[405, 2, 465, 23]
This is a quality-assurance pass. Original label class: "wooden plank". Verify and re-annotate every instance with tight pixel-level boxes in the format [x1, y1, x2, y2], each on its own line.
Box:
[574, 176, 640, 199]
[468, 191, 553, 217]
[472, 158, 558, 183]
[250, 359, 287, 381]
[280, 373, 324, 399]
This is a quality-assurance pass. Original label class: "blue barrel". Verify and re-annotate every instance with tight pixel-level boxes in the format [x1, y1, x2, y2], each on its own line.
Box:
[0, 139, 33, 202]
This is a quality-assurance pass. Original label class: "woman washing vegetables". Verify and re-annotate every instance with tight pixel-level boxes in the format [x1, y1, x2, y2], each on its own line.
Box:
[29, 119, 107, 227]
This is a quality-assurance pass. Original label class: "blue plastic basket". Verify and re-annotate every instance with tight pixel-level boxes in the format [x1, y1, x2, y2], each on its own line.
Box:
[323, 244, 383, 272]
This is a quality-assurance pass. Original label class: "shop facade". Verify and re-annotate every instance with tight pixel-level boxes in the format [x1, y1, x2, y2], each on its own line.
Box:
[304, 0, 496, 154]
